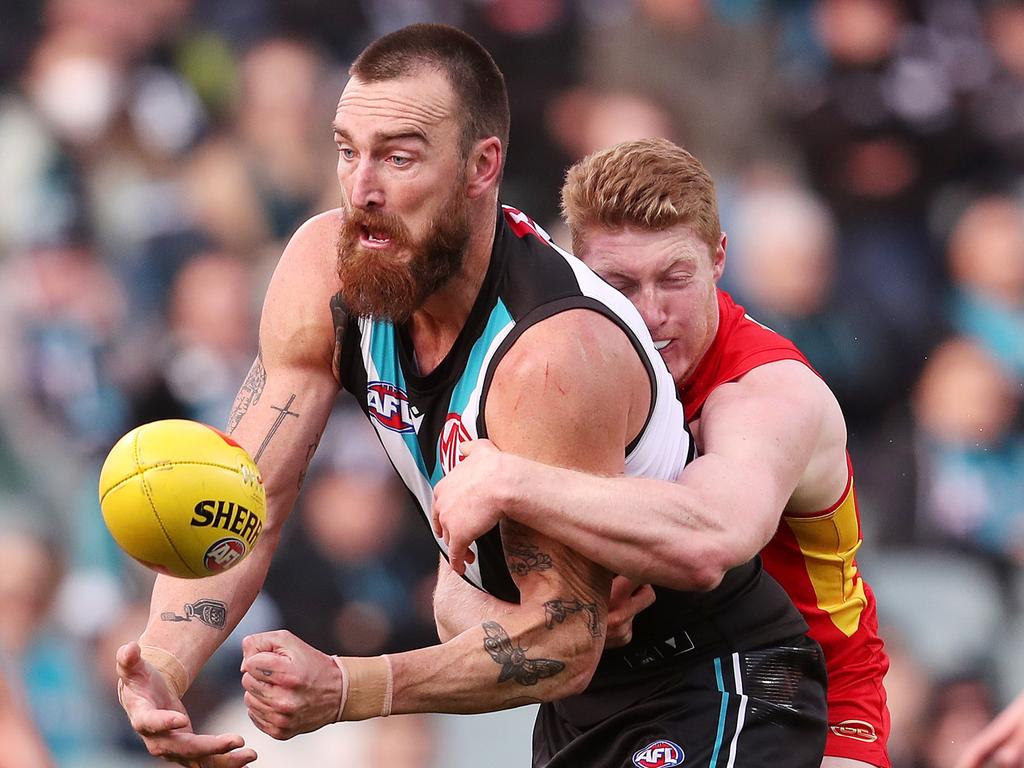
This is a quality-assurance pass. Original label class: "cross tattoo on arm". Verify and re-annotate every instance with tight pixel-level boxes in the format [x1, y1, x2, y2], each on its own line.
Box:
[253, 395, 300, 462]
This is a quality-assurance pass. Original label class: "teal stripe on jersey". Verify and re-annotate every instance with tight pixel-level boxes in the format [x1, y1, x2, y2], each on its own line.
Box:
[710, 657, 729, 767]
[367, 321, 431, 480]
[426, 299, 513, 486]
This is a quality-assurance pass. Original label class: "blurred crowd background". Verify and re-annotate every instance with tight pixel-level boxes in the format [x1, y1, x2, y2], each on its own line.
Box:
[0, 0, 1022, 765]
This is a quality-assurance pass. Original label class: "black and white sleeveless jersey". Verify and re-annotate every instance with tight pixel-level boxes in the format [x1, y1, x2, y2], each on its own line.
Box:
[337, 204, 807, 658]
[338, 205, 690, 598]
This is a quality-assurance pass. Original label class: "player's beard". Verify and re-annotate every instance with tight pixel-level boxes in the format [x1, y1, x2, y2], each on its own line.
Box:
[336, 191, 470, 323]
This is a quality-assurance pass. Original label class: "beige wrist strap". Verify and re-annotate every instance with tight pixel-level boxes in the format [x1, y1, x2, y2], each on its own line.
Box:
[139, 645, 190, 700]
[332, 655, 393, 721]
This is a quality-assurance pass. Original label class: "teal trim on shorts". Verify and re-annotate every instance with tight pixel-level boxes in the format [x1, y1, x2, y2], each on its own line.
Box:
[711, 657, 729, 767]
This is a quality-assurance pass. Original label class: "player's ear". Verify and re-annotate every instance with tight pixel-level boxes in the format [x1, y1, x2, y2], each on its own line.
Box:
[465, 137, 502, 199]
[712, 233, 727, 282]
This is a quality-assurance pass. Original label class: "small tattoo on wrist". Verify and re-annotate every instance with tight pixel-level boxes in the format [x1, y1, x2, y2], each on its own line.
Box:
[160, 599, 228, 630]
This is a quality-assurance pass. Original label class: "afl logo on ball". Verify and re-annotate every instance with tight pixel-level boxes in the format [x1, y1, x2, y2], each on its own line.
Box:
[633, 740, 684, 768]
[204, 538, 246, 572]
[439, 413, 471, 475]
[366, 382, 416, 434]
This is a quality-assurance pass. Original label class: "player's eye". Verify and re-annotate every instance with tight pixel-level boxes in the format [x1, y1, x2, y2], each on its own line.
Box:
[388, 155, 411, 167]
[338, 147, 356, 160]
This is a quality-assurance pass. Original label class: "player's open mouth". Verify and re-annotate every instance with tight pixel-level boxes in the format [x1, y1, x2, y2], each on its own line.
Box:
[654, 339, 672, 351]
[360, 227, 392, 248]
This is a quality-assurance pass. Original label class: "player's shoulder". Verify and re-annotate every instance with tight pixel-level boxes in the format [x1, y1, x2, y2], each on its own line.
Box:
[493, 309, 645, 405]
[260, 210, 343, 369]
[279, 208, 343, 269]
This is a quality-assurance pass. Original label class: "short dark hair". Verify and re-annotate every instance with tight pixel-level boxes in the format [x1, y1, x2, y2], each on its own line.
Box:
[350, 24, 509, 162]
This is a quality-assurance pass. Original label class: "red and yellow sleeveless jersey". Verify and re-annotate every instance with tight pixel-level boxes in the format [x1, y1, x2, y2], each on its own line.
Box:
[680, 290, 891, 767]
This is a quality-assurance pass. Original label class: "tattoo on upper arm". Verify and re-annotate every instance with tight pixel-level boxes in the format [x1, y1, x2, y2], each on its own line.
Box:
[544, 599, 601, 637]
[228, 350, 267, 434]
[506, 542, 553, 575]
[297, 430, 322, 490]
[481, 621, 565, 685]
[502, 521, 554, 576]
[253, 394, 300, 463]
[159, 599, 227, 630]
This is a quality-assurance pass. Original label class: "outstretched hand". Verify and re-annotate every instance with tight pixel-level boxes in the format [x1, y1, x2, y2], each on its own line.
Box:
[432, 439, 513, 574]
[116, 642, 256, 767]
[956, 691, 1024, 768]
[240, 630, 343, 740]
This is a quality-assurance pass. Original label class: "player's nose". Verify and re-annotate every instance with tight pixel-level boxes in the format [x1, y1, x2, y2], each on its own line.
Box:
[634, 286, 669, 331]
[349, 159, 384, 210]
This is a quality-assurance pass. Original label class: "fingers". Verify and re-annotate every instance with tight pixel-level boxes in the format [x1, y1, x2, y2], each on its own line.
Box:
[241, 630, 294, 659]
[957, 710, 1024, 768]
[130, 707, 191, 736]
[116, 641, 145, 683]
[240, 651, 292, 679]
[459, 438, 495, 458]
[142, 731, 248, 762]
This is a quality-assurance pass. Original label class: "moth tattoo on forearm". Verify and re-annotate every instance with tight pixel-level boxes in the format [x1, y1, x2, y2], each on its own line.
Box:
[482, 621, 565, 686]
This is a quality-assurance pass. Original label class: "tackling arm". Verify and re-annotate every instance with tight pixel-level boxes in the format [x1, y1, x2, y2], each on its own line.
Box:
[375, 310, 642, 715]
[436, 361, 841, 591]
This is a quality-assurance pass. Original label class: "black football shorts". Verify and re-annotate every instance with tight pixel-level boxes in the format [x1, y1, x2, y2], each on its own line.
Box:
[533, 634, 827, 768]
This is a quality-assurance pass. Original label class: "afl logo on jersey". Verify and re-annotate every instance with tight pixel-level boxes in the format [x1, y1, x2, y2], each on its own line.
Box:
[366, 382, 416, 434]
[439, 413, 472, 474]
[632, 740, 684, 768]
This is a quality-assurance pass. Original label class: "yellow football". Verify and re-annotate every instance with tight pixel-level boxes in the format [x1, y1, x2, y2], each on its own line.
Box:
[98, 419, 266, 578]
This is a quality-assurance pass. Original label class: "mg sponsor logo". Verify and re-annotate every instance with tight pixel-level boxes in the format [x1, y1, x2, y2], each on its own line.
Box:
[632, 740, 684, 767]
[367, 382, 416, 434]
[439, 413, 471, 475]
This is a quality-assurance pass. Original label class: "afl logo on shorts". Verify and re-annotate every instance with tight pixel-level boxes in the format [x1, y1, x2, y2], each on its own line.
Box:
[830, 719, 878, 743]
[632, 739, 684, 767]
[439, 413, 471, 475]
[366, 382, 415, 434]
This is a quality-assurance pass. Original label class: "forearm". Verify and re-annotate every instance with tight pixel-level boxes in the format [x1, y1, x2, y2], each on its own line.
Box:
[387, 599, 602, 715]
[139, 526, 282, 691]
[500, 456, 760, 590]
[433, 558, 515, 642]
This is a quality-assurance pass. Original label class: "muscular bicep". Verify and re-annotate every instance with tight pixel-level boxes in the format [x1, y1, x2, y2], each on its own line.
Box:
[485, 309, 650, 621]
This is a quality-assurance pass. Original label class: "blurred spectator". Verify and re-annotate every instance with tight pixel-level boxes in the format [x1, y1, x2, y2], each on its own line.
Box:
[264, 403, 439, 658]
[881, 634, 932, 768]
[910, 673, 998, 768]
[579, 0, 787, 180]
[0, 525, 104, 765]
[130, 249, 257, 427]
[464, 0, 584, 221]
[182, 36, 335, 254]
[777, 0, 959, 349]
[727, 178, 911, 426]
[947, 194, 1024, 380]
[0, 665, 54, 768]
[0, 241, 128, 465]
[965, 0, 1024, 182]
[911, 337, 1024, 575]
